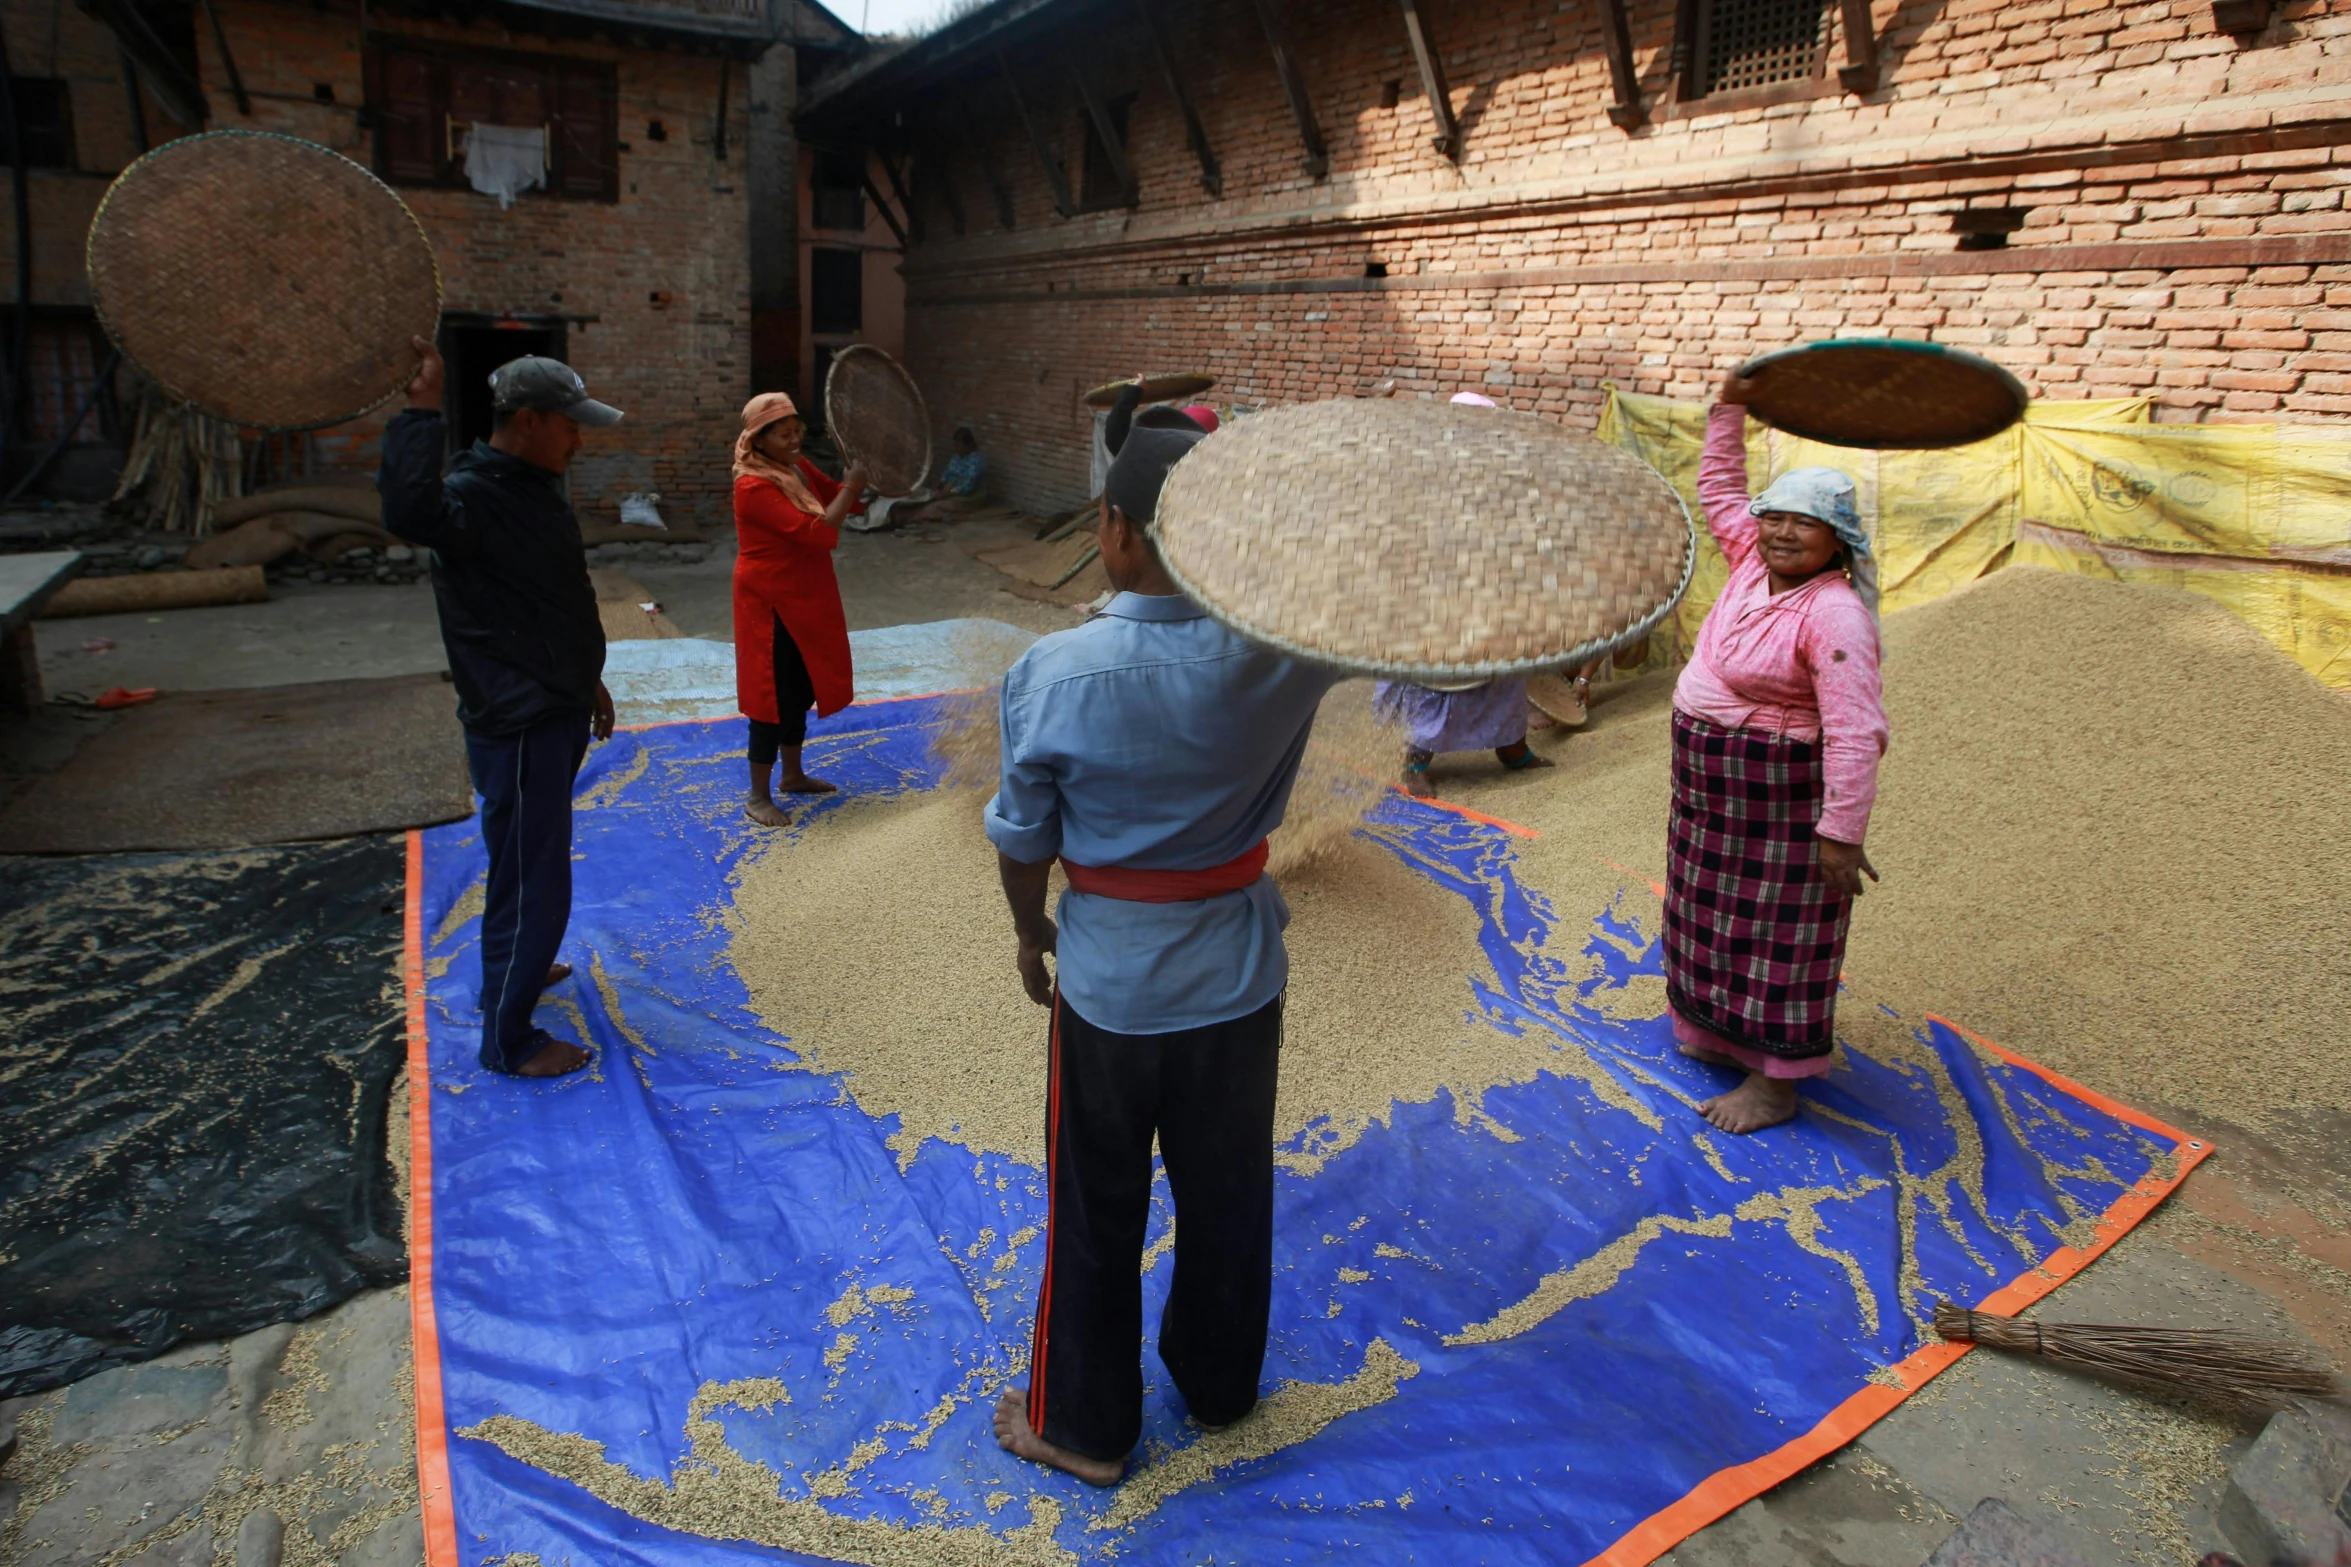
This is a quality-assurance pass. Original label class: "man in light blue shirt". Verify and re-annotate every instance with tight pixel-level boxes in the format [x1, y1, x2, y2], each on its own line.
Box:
[986, 409, 1340, 1486]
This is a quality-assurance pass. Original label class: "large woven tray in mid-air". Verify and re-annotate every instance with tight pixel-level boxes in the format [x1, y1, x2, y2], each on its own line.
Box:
[1738, 339, 2029, 449]
[1153, 399, 1694, 681]
[824, 344, 931, 496]
[87, 131, 442, 432]
[1081, 372, 1215, 409]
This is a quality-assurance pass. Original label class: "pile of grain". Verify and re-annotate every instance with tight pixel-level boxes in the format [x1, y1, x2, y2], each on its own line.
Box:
[727, 679, 1545, 1173]
[727, 796, 1506, 1172]
[743, 567, 2351, 1192]
[926, 675, 1398, 875]
[1450, 567, 2351, 1184]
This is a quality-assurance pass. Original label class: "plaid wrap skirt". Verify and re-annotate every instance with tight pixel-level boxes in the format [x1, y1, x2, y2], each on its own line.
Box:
[1663, 710, 1850, 1061]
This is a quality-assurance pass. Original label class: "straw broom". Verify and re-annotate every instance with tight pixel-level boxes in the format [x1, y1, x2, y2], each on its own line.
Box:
[1934, 1301, 2343, 1408]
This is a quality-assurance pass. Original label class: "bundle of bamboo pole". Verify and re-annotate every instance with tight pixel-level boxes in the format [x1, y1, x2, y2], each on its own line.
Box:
[111, 379, 244, 537]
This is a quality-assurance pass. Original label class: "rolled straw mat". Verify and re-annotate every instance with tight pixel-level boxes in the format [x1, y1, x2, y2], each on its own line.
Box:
[88, 131, 441, 431]
[1154, 398, 1694, 681]
[1737, 339, 2029, 449]
[824, 344, 931, 496]
[1081, 372, 1215, 409]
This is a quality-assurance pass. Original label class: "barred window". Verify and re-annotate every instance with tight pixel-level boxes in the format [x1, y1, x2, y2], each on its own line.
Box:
[1694, 0, 1829, 97]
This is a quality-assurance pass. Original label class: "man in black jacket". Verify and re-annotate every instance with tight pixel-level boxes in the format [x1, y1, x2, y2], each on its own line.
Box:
[380, 337, 619, 1079]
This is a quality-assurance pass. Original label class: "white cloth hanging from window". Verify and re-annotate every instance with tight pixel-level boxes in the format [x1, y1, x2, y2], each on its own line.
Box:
[462, 124, 547, 209]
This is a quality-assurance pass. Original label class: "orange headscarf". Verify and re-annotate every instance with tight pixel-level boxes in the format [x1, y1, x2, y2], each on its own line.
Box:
[733, 392, 822, 514]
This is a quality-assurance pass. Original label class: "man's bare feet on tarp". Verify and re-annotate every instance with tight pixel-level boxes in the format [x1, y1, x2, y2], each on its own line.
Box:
[745, 796, 792, 828]
[544, 963, 573, 987]
[1676, 1039, 1741, 1069]
[1700, 1072, 1798, 1134]
[994, 1388, 1124, 1487]
[778, 772, 837, 795]
[515, 1033, 591, 1077]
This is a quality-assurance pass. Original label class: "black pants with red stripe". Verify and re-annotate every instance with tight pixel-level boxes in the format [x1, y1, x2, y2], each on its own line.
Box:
[1028, 991, 1283, 1463]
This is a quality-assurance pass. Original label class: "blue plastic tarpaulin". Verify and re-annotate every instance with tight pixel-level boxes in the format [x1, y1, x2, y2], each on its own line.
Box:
[404, 694, 2203, 1567]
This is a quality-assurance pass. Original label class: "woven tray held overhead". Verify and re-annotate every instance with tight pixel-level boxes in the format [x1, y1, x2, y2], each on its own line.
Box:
[87, 132, 443, 432]
[1082, 372, 1216, 409]
[1737, 339, 2030, 450]
[1153, 399, 1695, 682]
[824, 344, 932, 497]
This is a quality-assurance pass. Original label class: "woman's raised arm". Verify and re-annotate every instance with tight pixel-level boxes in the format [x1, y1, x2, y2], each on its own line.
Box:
[1698, 373, 1764, 571]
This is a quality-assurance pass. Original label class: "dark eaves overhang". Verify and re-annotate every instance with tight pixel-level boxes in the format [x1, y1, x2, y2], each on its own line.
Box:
[794, 0, 1083, 135]
[381, 0, 865, 58]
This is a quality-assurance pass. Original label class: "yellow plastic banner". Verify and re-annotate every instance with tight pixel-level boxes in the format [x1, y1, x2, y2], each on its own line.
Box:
[1596, 390, 2351, 689]
[2020, 422, 2351, 567]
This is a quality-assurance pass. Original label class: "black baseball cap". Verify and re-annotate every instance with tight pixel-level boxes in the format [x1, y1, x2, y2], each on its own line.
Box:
[487, 357, 624, 427]
[1105, 405, 1209, 525]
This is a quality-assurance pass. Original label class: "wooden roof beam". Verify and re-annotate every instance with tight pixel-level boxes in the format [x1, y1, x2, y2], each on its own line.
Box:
[859, 164, 913, 248]
[1066, 44, 1139, 207]
[1250, 0, 1328, 181]
[958, 97, 1018, 228]
[1396, 0, 1459, 161]
[877, 148, 926, 245]
[1598, 0, 1646, 128]
[998, 50, 1077, 218]
[1837, 0, 1880, 93]
[1137, 0, 1221, 197]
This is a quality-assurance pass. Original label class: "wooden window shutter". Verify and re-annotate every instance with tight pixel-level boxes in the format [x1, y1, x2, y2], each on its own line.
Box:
[552, 66, 617, 202]
[371, 47, 442, 185]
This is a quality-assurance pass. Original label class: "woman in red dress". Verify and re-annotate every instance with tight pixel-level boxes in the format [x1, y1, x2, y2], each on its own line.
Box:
[732, 391, 866, 825]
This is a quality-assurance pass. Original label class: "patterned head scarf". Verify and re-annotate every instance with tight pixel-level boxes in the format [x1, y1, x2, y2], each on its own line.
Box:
[733, 392, 821, 514]
[1750, 466, 1878, 617]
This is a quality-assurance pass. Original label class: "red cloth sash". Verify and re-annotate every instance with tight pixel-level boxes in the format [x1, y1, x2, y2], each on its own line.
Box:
[1059, 839, 1269, 903]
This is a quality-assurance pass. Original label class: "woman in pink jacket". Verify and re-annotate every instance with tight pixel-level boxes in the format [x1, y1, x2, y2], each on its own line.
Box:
[1665, 371, 1889, 1134]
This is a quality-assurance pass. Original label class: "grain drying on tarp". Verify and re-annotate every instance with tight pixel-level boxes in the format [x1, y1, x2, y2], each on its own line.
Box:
[724, 679, 1607, 1172]
[1458, 566, 2351, 1193]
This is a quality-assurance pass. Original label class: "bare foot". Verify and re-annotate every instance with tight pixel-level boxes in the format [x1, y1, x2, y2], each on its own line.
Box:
[1676, 1040, 1741, 1068]
[993, 1389, 1124, 1487]
[514, 1033, 591, 1078]
[1497, 741, 1556, 771]
[745, 795, 791, 827]
[778, 773, 838, 795]
[544, 963, 573, 987]
[1401, 769, 1436, 799]
[1699, 1072, 1799, 1134]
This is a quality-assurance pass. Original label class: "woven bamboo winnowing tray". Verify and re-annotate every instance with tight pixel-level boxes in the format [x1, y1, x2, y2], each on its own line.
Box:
[1081, 372, 1216, 409]
[1153, 398, 1694, 681]
[87, 132, 442, 432]
[1738, 339, 2029, 449]
[823, 344, 931, 496]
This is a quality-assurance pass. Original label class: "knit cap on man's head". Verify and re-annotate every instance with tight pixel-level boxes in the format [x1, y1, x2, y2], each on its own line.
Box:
[1105, 406, 1208, 525]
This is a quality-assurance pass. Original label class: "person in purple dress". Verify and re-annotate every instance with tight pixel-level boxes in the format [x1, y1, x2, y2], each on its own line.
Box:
[1372, 393, 1557, 798]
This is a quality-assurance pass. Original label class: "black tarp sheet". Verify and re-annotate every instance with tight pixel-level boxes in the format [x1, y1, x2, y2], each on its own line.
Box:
[0, 835, 408, 1397]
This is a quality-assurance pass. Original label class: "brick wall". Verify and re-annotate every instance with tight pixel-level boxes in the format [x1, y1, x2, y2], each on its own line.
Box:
[196, 2, 762, 531]
[0, 1, 155, 310]
[0, 1, 776, 530]
[872, 0, 2351, 513]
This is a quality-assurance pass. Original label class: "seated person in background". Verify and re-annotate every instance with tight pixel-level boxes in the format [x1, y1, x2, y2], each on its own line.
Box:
[897, 426, 990, 524]
[941, 426, 988, 498]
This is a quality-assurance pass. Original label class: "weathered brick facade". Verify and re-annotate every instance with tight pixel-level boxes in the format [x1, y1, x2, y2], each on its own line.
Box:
[203, 2, 762, 529]
[805, 0, 2351, 514]
[0, 0, 874, 529]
